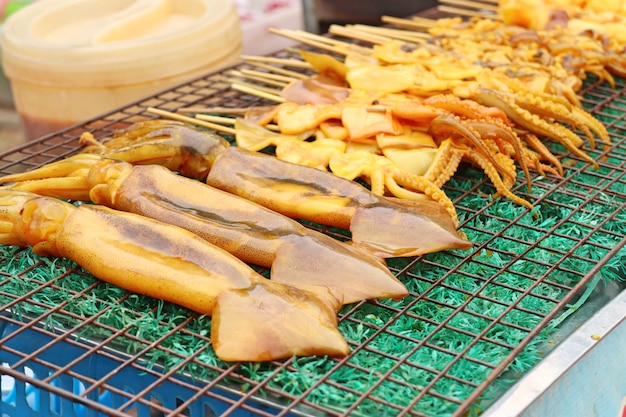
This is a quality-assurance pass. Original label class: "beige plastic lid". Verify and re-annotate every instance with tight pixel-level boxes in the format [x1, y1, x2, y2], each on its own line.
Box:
[1, 0, 242, 87]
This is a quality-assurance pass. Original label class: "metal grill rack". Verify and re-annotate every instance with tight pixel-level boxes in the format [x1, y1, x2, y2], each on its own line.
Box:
[1, 6, 626, 417]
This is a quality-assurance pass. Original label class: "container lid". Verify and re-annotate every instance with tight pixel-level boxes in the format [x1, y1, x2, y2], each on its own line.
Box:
[0, 0, 242, 86]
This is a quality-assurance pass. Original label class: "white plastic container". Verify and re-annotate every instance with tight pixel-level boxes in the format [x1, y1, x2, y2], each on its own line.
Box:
[235, 0, 304, 55]
[0, 0, 243, 140]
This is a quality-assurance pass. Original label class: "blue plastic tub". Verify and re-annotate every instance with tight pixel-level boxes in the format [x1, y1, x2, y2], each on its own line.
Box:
[0, 317, 285, 417]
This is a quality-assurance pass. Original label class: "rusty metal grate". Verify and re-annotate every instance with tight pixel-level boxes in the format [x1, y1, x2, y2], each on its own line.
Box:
[2, 10, 626, 417]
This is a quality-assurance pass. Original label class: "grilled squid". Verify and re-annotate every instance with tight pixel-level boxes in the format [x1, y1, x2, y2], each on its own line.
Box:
[0, 189, 349, 362]
[79, 120, 473, 258]
[0, 154, 408, 304]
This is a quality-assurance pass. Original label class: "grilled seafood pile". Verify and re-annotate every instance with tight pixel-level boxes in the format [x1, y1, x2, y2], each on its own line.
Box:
[0, 189, 349, 362]
[498, 0, 626, 43]
[0, 152, 415, 304]
[0, 119, 475, 360]
[424, 17, 625, 90]
[196, 16, 620, 218]
[72, 120, 471, 257]
[2, 14, 618, 364]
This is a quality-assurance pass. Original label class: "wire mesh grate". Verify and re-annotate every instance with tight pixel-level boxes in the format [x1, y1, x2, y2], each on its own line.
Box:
[1, 8, 626, 417]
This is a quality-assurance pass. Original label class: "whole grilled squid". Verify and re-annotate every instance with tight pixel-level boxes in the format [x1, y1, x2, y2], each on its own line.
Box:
[80, 120, 473, 258]
[0, 154, 408, 304]
[0, 189, 349, 362]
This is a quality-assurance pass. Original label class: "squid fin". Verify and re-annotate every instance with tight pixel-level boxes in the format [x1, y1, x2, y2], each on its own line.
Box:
[350, 201, 473, 258]
[212, 281, 349, 362]
[270, 235, 408, 304]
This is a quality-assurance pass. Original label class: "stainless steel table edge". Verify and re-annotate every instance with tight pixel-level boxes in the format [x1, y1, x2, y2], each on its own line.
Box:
[483, 285, 626, 417]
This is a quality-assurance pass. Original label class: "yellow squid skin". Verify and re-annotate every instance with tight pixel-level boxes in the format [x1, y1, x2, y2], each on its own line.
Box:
[81, 120, 473, 259]
[0, 154, 408, 304]
[206, 146, 473, 258]
[0, 190, 350, 362]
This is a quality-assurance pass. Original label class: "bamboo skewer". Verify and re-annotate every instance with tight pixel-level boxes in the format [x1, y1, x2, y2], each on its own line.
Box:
[241, 55, 313, 69]
[291, 29, 365, 49]
[437, 5, 497, 18]
[269, 28, 348, 55]
[238, 68, 298, 84]
[438, 0, 498, 12]
[348, 24, 429, 43]
[231, 83, 286, 103]
[146, 107, 236, 135]
[328, 24, 392, 46]
[380, 15, 436, 30]
[177, 106, 250, 115]
[194, 114, 238, 125]
[244, 61, 310, 80]
[227, 70, 289, 88]
[269, 28, 372, 56]
[195, 114, 281, 132]
[222, 77, 284, 96]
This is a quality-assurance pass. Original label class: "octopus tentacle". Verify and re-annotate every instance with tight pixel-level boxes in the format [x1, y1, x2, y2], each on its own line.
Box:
[526, 158, 561, 178]
[512, 137, 561, 178]
[423, 94, 510, 125]
[422, 139, 467, 188]
[571, 107, 612, 147]
[514, 92, 610, 149]
[471, 88, 598, 168]
[428, 113, 516, 183]
[369, 167, 386, 197]
[466, 118, 532, 193]
[390, 170, 460, 228]
[328, 150, 460, 226]
[492, 152, 517, 191]
[518, 131, 564, 176]
[464, 150, 534, 211]
[520, 147, 547, 177]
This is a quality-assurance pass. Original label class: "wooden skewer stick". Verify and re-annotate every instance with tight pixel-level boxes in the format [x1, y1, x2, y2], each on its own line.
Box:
[381, 15, 436, 30]
[437, 4, 498, 18]
[296, 29, 376, 54]
[239, 68, 298, 84]
[269, 27, 371, 56]
[146, 107, 237, 135]
[195, 114, 237, 125]
[227, 70, 289, 88]
[328, 25, 392, 45]
[222, 77, 284, 96]
[439, 0, 498, 11]
[231, 83, 286, 103]
[241, 55, 313, 69]
[177, 106, 250, 115]
[348, 24, 428, 43]
[351, 23, 428, 40]
[245, 61, 309, 80]
[329, 24, 391, 45]
[195, 114, 281, 132]
[291, 29, 362, 49]
[269, 27, 345, 54]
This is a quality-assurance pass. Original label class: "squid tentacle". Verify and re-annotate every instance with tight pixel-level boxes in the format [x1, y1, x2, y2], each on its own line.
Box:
[472, 88, 599, 168]
[465, 118, 532, 193]
[515, 93, 610, 148]
[422, 138, 467, 188]
[518, 131, 564, 177]
[464, 150, 534, 211]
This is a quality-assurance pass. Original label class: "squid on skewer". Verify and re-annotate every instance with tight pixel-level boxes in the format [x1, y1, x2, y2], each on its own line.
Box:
[79, 120, 473, 258]
[0, 190, 349, 362]
[0, 154, 408, 305]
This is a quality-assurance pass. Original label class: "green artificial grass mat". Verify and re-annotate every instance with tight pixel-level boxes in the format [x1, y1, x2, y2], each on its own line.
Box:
[1, 76, 625, 417]
[1, 155, 624, 416]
